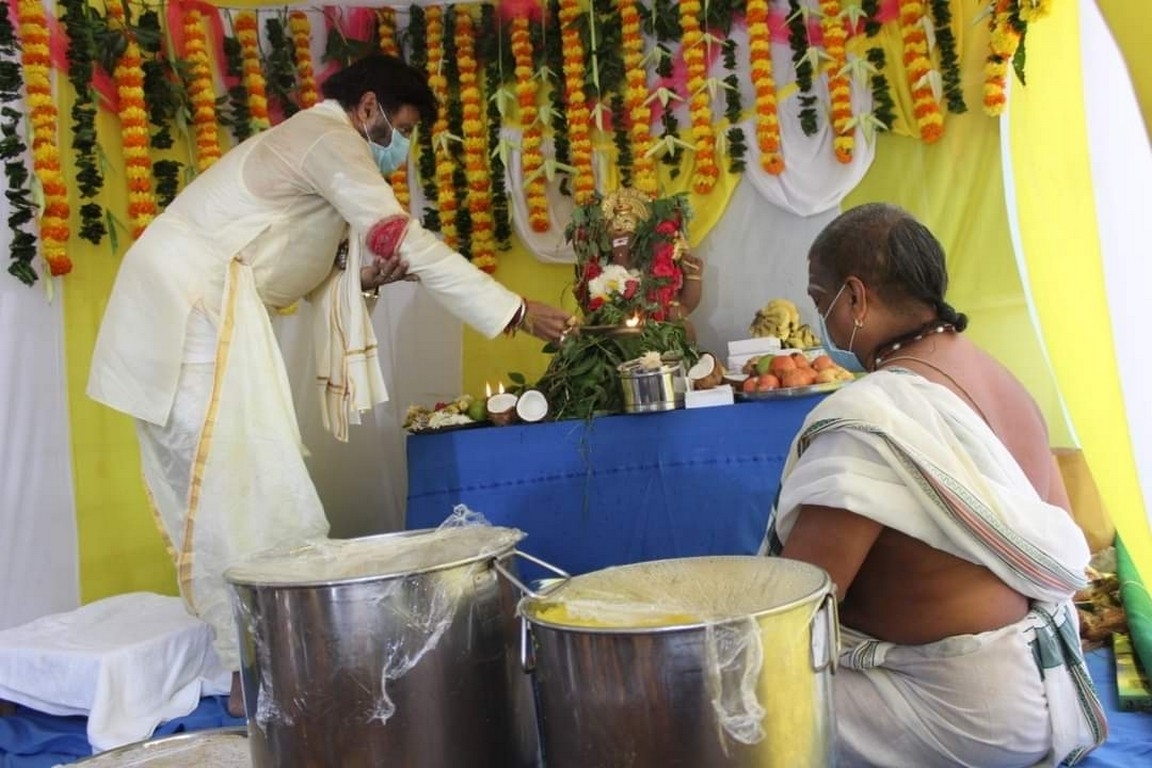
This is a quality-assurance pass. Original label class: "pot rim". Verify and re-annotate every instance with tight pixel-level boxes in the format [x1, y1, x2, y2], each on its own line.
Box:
[519, 556, 832, 635]
[224, 528, 521, 589]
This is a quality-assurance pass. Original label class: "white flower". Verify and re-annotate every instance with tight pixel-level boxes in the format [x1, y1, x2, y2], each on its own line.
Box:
[588, 264, 642, 301]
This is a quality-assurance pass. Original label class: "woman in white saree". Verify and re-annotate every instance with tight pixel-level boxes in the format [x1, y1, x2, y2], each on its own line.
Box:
[764, 203, 1106, 766]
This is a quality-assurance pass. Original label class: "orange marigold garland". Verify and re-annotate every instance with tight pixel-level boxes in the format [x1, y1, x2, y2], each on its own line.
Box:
[376, 8, 410, 210]
[457, 8, 495, 272]
[289, 12, 317, 109]
[746, 0, 783, 175]
[897, 0, 943, 143]
[820, 0, 854, 163]
[620, 0, 656, 195]
[511, 16, 546, 232]
[183, 9, 222, 172]
[559, 0, 595, 204]
[16, 0, 70, 275]
[104, 2, 156, 241]
[425, 6, 457, 248]
[984, 0, 1021, 116]
[235, 12, 270, 132]
[679, 0, 716, 194]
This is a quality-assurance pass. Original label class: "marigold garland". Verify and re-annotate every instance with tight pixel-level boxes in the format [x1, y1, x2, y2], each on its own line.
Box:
[511, 16, 547, 232]
[745, 0, 782, 174]
[984, 0, 1022, 116]
[456, 8, 495, 271]
[897, 0, 944, 143]
[375, 8, 410, 211]
[425, 6, 458, 248]
[235, 12, 271, 132]
[819, 0, 854, 163]
[104, 3, 159, 240]
[559, 0, 595, 205]
[289, 12, 318, 110]
[183, 9, 222, 172]
[679, 0, 716, 194]
[619, 0, 657, 195]
[17, 0, 70, 275]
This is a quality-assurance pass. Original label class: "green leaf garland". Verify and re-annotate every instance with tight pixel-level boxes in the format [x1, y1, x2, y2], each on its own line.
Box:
[479, 5, 511, 249]
[0, 16, 36, 285]
[929, 0, 966, 114]
[59, 0, 106, 244]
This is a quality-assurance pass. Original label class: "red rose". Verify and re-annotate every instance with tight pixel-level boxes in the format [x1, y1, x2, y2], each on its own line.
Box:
[589, 297, 605, 311]
[583, 260, 602, 280]
[623, 279, 639, 300]
[655, 220, 678, 237]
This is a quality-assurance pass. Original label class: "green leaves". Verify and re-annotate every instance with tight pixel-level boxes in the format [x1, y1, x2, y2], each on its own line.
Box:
[535, 321, 698, 420]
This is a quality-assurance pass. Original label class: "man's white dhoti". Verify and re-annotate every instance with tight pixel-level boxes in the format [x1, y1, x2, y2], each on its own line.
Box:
[763, 370, 1107, 767]
[136, 263, 330, 669]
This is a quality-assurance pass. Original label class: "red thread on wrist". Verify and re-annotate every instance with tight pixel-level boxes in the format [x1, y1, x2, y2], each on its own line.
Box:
[367, 216, 410, 260]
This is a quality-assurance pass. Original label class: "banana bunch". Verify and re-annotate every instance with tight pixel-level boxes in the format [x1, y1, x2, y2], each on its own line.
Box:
[749, 298, 821, 348]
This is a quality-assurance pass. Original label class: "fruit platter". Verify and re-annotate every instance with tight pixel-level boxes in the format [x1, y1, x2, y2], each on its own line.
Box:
[403, 395, 488, 433]
[729, 350, 856, 401]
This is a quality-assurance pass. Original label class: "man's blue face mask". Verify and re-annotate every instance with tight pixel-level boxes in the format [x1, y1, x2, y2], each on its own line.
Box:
[365, 106, 410, 176]
[814, 283, 866, 373]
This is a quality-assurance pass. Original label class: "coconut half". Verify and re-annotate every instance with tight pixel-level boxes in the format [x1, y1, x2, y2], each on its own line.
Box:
[687, 353, 724, 390]
[515, 389, 549, 423]
[487, 393, 519, 426]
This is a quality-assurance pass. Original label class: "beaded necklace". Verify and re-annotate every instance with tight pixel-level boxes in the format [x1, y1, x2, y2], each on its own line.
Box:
[872, 321, 956, 369]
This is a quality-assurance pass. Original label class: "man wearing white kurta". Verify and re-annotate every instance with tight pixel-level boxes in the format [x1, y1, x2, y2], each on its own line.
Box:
[87, 56, 572, 711]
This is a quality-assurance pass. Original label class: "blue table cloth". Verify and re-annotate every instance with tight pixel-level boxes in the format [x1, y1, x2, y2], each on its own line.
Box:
[406, 398, 822, 581]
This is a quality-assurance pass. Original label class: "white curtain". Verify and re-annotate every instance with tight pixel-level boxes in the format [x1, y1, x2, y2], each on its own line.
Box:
[0, 268, 80, 630]
[1079, 0, 1152, 528]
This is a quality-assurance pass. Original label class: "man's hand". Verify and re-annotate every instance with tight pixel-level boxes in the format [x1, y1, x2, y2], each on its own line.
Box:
[360, 256, 417, 293]
[522, 300, 577, 344]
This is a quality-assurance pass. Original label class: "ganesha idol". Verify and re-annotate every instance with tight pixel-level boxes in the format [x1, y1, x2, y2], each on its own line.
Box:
[565, 188, 704, 336]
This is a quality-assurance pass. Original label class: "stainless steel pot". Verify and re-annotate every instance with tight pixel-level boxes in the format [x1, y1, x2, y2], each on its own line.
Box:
[225, 527, 543, 768]
[618, 357, 686, 413]
[517, 556, 838, 768]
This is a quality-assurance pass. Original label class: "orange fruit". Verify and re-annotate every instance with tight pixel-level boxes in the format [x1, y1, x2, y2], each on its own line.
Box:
[812, 355, 834, 371]
[768, 355, 796, 377]
[757, 374, 780, 391]
[781, 370, 809, 389]
[790, 352, 811, 368]
[741, 377, 758, 393]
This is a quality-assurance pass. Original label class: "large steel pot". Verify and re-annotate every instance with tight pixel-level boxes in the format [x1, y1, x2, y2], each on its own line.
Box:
[225, 526, 544, 768]
[519, 556, 838, 768]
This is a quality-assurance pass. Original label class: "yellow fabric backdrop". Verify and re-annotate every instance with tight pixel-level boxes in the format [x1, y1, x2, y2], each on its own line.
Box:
[59, 92, 182, 601]
[1095, 0, 1152, 140]
[1007, 0, 1152, 587]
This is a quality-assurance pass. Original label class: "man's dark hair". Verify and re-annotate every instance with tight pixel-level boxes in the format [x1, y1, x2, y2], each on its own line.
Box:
[321, 55, 438, 125]
[809, 202, 968, 331]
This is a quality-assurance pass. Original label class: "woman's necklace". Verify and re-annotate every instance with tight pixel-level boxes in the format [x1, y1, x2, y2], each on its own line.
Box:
[872, 321, 956, 369]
